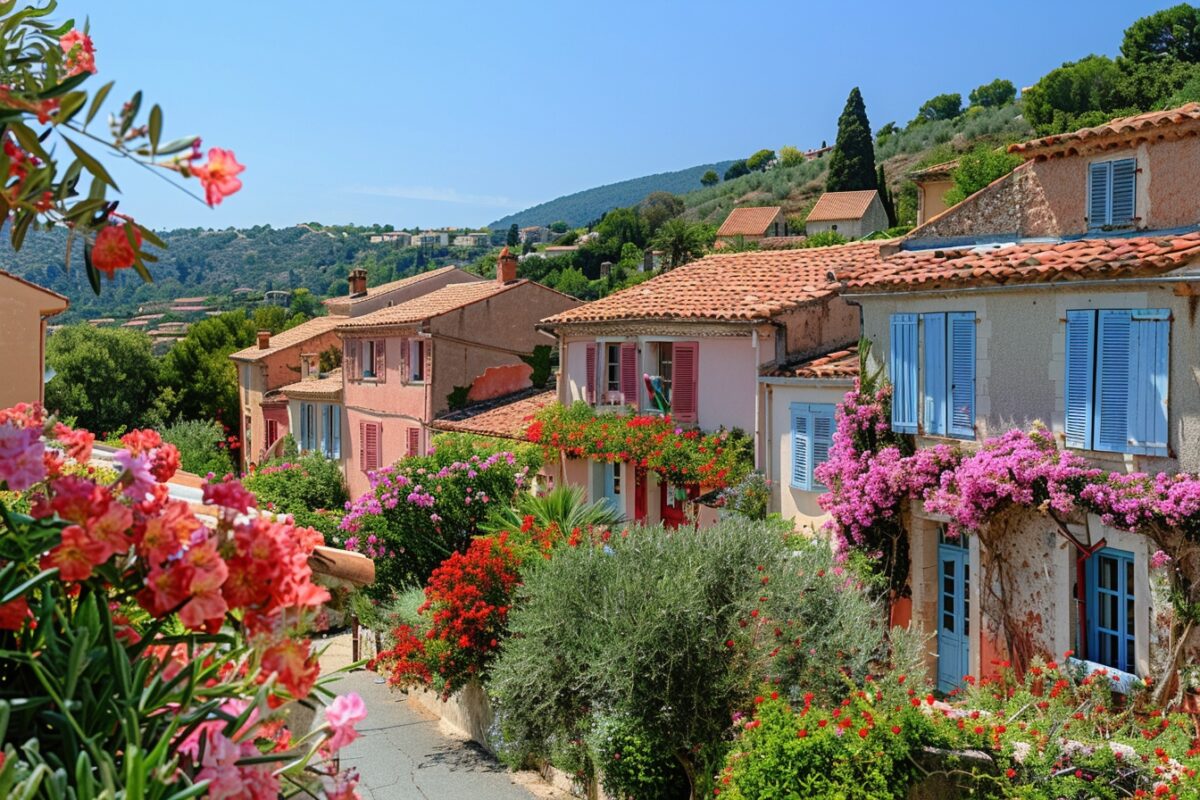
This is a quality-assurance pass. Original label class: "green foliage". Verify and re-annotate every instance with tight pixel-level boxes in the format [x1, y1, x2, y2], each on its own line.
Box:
[800, 230, 848, 248]
[778, 145, 804, 167]
[519, 344, 554, 388]
[745, 148, 776, 172]
[915, 92, 963, 123]
[638, 191, 685, 235]
[159, 418, 235, 477]
[1022, 55, 1128, 135]
[877, 164, 897, 227]
[969, 78, 1017, 108]
[489, 521, 888, 792]
[595, 207, 648, 250]
[826, 87, 878, 192]
[44, 325, 160, 436]
[700, 169, 719, 187]
[288, 287, 322, 317]
[552, 266, 590, 298]
[717, 471, 771, 521]
[480, 485, 623, 542]
[1122, 3, 1200, 63]
[242, 452, 348, 539]
[251, 304, 290, 333]
[651, 217, 714, 269]
[724, 160, 750, 181]
[446, 385, 471, 411]
[506, 224, 519, 247]
[588, 714, 688, 800]
[943, 144, 1023, 205]
[548, 220, 570, 234]
[159, 311, 255, 434]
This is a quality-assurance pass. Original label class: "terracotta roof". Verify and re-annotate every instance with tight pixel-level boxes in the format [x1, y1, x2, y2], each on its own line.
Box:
[717, 206, 784, 237]
[764, 347, 859, 379]
[758, 235, 809, 250]
[323, 266, 475, 310]
[432, 389, 556, 440]
[908, 160, 958, 180]
[806, 190, 880, 222]
[336, 280, 521, 330]
[542, 241, 892, 325]
[0, 268, 69, 311]
[851, 232, 1200, 294]
[279, 369, 343, 400]
[230, 315, 343, 361]
[1009, 103, 1200, 159]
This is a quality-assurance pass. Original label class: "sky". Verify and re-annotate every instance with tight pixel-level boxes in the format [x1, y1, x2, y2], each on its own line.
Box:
[55, 0, 1170, 231]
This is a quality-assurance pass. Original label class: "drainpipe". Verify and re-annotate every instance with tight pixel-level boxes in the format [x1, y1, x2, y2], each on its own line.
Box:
[752, 328, 761, 470]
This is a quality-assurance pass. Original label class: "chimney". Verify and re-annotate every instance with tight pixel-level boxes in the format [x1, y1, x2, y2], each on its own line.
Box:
[257, 330, 271, 350]
[497, 246, 518, 284]
[348, 268, 368, 296]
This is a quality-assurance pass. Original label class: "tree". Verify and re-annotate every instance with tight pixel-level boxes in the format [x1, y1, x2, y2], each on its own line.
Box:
[943, 145, 1023, 206]
[596, 206, 648, 249]
[288, 287, 321, 317]
[1022, 55, 1126, 135]
[915, 92, 963, 122]
[45, 326, 160, 435]
[876, 165, 897, 228]
[1122, 3, 1200, 63]
[553, 267, 591, 297]
[506, 223, 519, 247]
[746, 148, 776, 171]
[160, 311, 256, 433]
[548, 220, 570, 233]
[652, 218, 714, 270]
[778, 146, 804, 167]
[252, 305, 289, 333]
[639, 192, 685, 235]
[700, 169, 719, 187]
[826, 87, 878, 192]
[724, 160, 750, 181]
[969, 78, 1017, 108]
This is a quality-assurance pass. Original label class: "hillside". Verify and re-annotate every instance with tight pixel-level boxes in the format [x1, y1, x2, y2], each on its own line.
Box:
[488, 161, 735, 229]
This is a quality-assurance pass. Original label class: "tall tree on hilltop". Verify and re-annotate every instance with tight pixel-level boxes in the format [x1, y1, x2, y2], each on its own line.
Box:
[876, 164, 897, 227]
[826, 87, 878, 192]
[506, 224, 519, 247]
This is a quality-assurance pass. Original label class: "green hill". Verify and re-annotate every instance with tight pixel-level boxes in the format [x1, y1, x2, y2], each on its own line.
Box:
[488, 161, 735, 229]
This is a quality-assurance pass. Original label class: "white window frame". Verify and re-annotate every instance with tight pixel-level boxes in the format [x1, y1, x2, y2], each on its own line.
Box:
[361, 340, 377, 380]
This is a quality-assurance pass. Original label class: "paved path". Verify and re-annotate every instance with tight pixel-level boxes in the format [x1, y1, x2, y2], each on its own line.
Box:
[319, 634, 569, 800]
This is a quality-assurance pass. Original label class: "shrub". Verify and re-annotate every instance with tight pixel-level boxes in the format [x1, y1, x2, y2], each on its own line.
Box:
[799, 230, 848, 248]
[159, 418, 235, 477]
[242, 452, 348, 540]
[481, 485, 622, 538]
[589, 713, 689, 800]
[488, 518, 888, 797]
[716, 471, 771, 521]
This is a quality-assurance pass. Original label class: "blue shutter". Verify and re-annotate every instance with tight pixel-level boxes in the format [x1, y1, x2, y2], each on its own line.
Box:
[332, 406, 342, 459]
[948, 312, 976, 438]
[299, 403, 310, 451]
[1110, 159, 1136, 227]
[1088, 162, 1110, 228]
[1064, 310, 1096, 450]
[1128, 309, 1169, 455]
[1095, 310, 1132, 452]
[923, 313, 947, 436]
[790, 403, 810, 490]
[320, 404, 330, 457]
[811, 405, 835, 490]
[890, 314, 918, 433]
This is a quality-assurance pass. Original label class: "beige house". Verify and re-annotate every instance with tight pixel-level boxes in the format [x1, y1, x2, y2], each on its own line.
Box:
[716, 206, 789, 242]
[908, 160, 957, 226]
[0, 269, 68, 408]
[805, 190, 889, 238]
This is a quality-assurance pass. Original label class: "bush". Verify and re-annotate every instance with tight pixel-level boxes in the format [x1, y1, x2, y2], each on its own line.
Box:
[800, 230, 848, 248]
[159, 418, 236, 477]
[716, 471, 771, 521]
[589, 713, 689, 800]
[488, 518, 888, 796]
[482, 485, 623, 539]
[242, 452, 348, 539]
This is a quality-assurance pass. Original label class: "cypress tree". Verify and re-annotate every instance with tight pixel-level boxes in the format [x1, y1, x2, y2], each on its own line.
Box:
[826, 87, 878, 192]
[877, 164, 897, 227]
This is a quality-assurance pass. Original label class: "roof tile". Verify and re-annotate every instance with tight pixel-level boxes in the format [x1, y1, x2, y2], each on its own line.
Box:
[1009, 103, 1200, 159]
[717, 206, 783, 237]
[763, 347, 860, 379]
[230, 315, 343, 361]
[337, 280, 522, 330]
[432, 390, 556, 440]
[806, 190, 879, 222]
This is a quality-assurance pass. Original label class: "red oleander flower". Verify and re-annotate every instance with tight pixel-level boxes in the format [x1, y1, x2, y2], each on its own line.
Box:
[92, 223, 141, 277]
[59, 29, 97, 75]
[192, 148, 244, 206]
[261, 638, 320, 698]
[41, 524, 107, 581]
[0, 597, 32, 631]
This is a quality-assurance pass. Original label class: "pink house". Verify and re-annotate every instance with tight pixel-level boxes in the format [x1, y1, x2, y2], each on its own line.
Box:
[336, 250, 580, 497]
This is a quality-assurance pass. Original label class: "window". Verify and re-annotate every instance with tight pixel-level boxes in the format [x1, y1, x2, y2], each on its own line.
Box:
[359, 421, 382, 472]
[1086, 547, 1136, 674]
[361, 340, 376, 379]
[790, 403, 835, 491]
[890, 312, 975, 438]
[1088, 158, 1136, 229]
[405, 426, 420, 457]
[266, 419, 279, 447]
[321, 404, 341, 459]
[409, 339, 426, 382]
[1065, 309, 1168, 455]
[586, 341, 639, 406]
[605, 343, 621, 399]
[644, 342, 673, 410]
[299, 402, 318, 451]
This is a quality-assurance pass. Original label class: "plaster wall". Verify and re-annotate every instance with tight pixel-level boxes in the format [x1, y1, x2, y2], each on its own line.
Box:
[805, 197, 890, 239]
[343, 406, 425, 498]
[917, 179, 954, 226]
[0, 275, 65, 408]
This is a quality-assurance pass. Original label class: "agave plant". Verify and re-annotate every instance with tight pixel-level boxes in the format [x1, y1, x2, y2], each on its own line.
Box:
[482, 485, 623, 535]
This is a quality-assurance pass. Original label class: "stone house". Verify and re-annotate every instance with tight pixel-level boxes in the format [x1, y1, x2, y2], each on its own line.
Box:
[804, 190, 890, 238]
[716, 206, 789, 243]
[0, 269, 68, 408]
[908, 160, 957, 226]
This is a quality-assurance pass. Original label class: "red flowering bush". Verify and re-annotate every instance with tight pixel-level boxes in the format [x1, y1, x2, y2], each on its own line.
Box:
[0, 404, 363, 798]
[527, 401, 752, 491]
[371, 533, 522, 698]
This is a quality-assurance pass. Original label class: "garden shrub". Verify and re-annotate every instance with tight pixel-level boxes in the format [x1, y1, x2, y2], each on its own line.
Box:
[341, 434, 539, 599]
[588, 713, 689, 800]
[482, 484, 622, 538]
[159, 418, 235, 477]
[242, 452, 348, 540]
[715, 471, 771, 521]
[488, 517, 889, 797]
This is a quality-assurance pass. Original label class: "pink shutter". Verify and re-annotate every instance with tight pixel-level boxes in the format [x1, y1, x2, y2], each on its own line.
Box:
[619, 343, 638, 405]
[406, 426, 420, 457]
[374, 339, 387, 384]
[399, 338, 409, 384]
[346, 339, 358, 381]
[358, 420, 367, 471]
[584, 343, 597, 404]
[672, 342, 699, 424]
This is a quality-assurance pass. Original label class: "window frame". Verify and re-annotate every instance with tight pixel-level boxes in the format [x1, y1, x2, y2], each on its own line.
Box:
[1087, 157, 1137, 230]
[1085, 547, 1136, 675]
[409, 339, 427, 383]
[361, 340, 377, 380]
[789, 402, 836, 492]
[605, 342, 621, 398]
[641, 340, 674, 411]
[890, 311, 976, 440]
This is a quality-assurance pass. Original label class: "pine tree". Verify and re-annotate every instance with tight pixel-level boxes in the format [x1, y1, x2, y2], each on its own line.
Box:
[877, 164, 897, 227]
[826, 87, 878, 192]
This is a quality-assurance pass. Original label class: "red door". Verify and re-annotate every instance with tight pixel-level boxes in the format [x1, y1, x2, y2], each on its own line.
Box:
[659, 481, 688, 529]
[634, 468, 648, 523]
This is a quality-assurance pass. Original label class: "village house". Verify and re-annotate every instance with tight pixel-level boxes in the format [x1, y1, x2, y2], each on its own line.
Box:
[908, 159, 958, 226]
[538, 243, 888, 528]
[231, 266, 482, 469]
[518, 225, 552, 244]
[0, 269, 68, 408]
[452, 232, 491, 247]
[369, 231, 413, 245]
[413, 231, 450, 247]
[844, 104, 1200, 692]
[715, 206, 789, 243]
[804, 189, 890, 238]
[335, 249, 579, 497]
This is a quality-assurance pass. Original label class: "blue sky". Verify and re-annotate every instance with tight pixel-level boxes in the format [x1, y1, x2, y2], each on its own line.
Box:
[56, 0, 1168, 231]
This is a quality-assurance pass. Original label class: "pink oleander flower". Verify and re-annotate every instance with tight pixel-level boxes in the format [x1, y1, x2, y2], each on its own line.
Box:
[203, 479, 257, 514]
[324, 692, 367, 751]
[114, 448, 155, 499]
[0, 420, 45, 490]
[192, 148, 245, 206]
[59, 29, 97, 75]
[1150, 549, 1173, 569]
